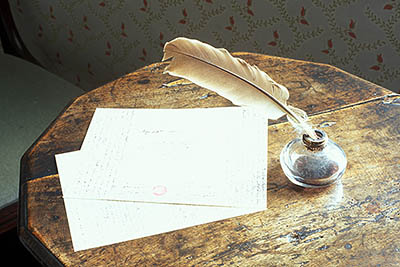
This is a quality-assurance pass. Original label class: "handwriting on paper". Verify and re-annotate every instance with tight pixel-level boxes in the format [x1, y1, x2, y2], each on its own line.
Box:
[55, 107, 268, 251]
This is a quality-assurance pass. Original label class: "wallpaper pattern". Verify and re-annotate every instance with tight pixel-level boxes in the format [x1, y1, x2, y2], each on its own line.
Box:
[10, 0, 400, 92]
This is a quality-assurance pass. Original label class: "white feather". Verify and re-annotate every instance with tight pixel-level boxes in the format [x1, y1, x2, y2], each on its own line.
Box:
[162, 37, 316, 138]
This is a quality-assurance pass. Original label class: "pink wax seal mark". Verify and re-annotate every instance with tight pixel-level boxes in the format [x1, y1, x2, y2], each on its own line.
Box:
[152, 185, 167, 196]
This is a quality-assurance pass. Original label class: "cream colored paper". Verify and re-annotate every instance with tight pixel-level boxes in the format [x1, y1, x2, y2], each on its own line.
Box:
[55, 107, 268, 251]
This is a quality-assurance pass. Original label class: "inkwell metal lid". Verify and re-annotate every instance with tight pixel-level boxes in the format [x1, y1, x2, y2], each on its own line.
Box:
[302, 129, 327, 152]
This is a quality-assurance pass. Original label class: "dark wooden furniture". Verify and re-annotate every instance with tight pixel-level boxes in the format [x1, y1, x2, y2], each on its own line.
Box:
[0, 0, 41, 235]
[19, 53, 400, 266]
[0, 0, 25, 235]
[0, 0, 39, 65]
[0, 202, 18, 235]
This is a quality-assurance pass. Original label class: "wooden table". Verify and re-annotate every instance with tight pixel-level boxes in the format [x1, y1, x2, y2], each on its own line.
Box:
[19, 53, 400, 266]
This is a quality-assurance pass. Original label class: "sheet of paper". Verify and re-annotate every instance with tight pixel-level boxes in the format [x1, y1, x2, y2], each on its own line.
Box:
[64, 198, 264, 251]
[55, 107, 268, 251]
[58, 108, 267, 208]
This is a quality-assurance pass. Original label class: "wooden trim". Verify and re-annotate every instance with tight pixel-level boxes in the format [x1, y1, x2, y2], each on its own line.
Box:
[18, 161, 64, 267]
[0, 0, 41, 65]
[0, 202, 18, 235]
[19, 225, 64, 267]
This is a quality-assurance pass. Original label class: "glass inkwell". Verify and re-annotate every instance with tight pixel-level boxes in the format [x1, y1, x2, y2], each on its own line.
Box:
[280, 129, 347, 188]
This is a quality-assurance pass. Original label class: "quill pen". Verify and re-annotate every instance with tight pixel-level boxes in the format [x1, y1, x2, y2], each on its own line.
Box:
[162, 37, 316, 139]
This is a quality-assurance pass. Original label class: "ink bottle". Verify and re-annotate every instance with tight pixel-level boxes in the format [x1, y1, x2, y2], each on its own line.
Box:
[280, 129, 347, 188]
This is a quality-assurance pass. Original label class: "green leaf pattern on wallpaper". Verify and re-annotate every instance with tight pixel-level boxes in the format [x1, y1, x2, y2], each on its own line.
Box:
[10, 0, 400, 92]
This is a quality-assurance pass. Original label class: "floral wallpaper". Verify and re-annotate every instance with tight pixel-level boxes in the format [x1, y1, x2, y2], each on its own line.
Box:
[10, 0, 400, 93]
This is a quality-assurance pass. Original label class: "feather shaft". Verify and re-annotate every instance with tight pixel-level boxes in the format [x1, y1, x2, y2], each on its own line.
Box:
[162, 37, 317, 139]
[165, 49, 303, 125]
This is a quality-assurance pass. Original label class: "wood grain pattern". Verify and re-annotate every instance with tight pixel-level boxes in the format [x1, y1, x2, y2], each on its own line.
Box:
[19, 53, 399, 266]
[0, 202, 17, 234]
[19, 53, 391, 182]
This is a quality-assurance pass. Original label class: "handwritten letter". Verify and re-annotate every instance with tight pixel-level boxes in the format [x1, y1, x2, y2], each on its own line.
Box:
[55, 107, 268, 251]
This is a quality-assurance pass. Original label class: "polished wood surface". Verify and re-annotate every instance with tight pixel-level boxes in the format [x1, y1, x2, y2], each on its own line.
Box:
[19, 52, 399, 266]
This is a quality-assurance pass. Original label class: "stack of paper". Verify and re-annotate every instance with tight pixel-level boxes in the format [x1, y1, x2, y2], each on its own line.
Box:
[55, 107, 268, 251]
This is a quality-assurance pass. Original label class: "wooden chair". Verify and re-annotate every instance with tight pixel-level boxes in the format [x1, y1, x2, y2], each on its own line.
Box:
[0, 0, 39, 65]
[0, 0, 85, 234]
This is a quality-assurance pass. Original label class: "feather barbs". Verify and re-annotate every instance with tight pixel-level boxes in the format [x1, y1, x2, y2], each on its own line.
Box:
[162, 37, 317, 139]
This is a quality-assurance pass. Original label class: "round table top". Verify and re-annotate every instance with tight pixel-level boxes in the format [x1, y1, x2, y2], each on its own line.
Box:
[19, 52, 400, 266]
